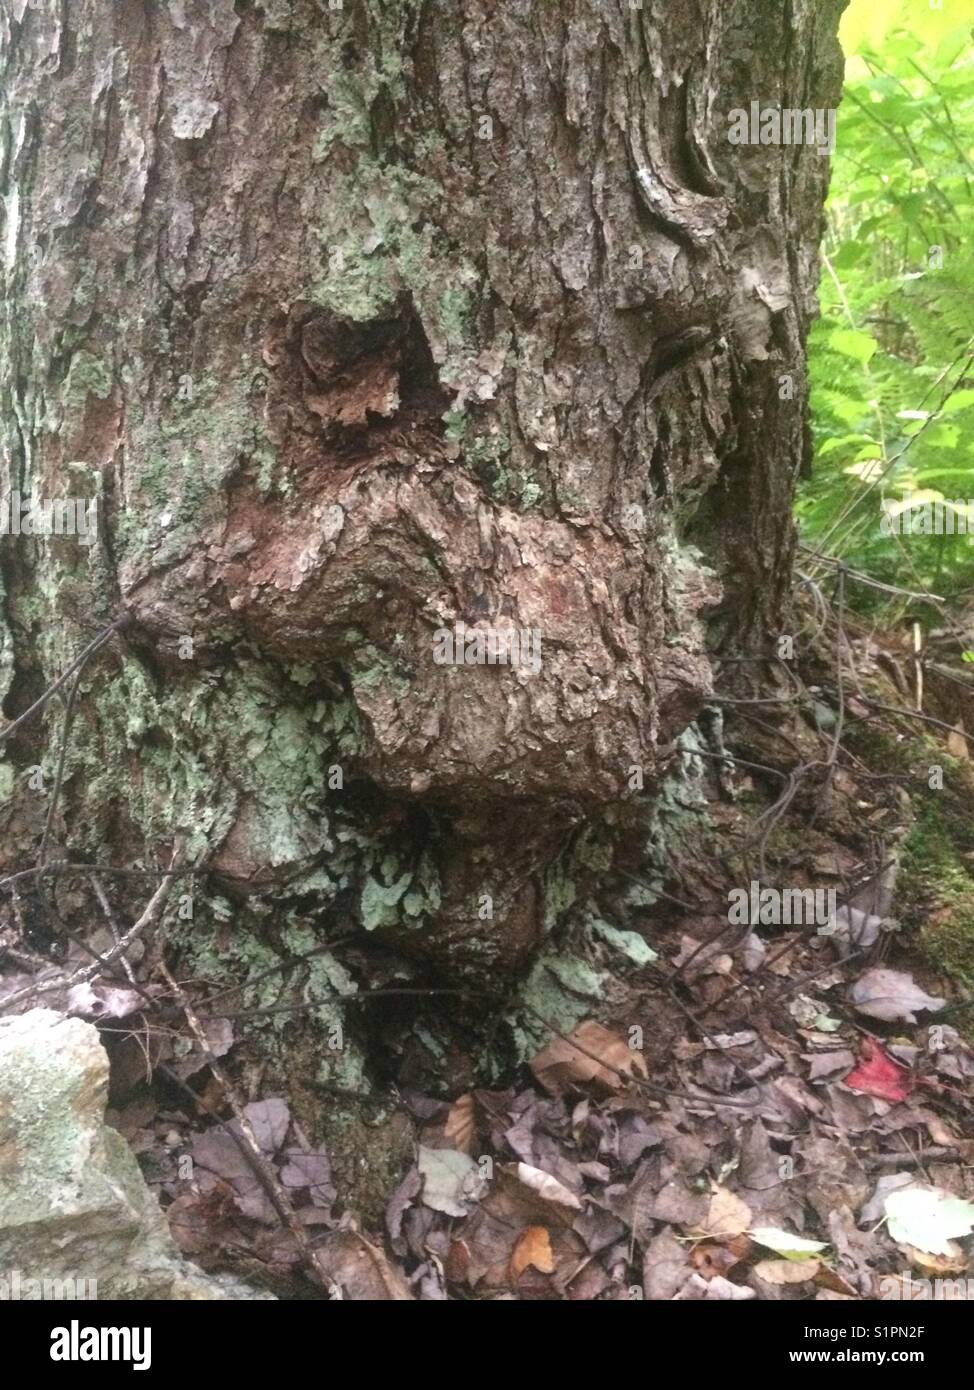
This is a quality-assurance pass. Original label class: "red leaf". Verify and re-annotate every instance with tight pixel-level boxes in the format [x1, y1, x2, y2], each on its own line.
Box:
[843, 1038, 913, 1103]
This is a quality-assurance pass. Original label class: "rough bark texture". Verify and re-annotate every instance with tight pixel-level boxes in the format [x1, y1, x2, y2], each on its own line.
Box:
[0, 0, 846, 1117]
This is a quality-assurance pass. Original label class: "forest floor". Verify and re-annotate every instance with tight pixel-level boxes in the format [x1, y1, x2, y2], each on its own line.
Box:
[2, 580, 973, 1301]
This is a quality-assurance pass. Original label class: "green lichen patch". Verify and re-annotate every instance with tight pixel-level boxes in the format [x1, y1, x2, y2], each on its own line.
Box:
[505, 949, 609, 1064]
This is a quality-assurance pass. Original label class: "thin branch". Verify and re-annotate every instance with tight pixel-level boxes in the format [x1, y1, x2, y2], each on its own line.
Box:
[158, 959, 332, 1292]
[1, 847, 183, 1012]
[0, 616, 129, 746]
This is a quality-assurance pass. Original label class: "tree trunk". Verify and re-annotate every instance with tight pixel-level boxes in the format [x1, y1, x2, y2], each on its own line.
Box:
[0, 0, 846, 1117]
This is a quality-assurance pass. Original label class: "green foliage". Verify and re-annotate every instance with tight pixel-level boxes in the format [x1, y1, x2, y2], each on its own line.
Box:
[800, 2, 974, 608]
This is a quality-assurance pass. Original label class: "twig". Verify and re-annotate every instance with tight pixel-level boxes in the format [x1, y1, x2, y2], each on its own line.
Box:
[857, 697, 974, 747]
[158, 959, 332, 1292]
[90, 874, 137, 983]
[823, 565, 848, 792]
[798, 551, 944, 604]
[0, 616, 129, 746]
[1, 847, 182, 1011]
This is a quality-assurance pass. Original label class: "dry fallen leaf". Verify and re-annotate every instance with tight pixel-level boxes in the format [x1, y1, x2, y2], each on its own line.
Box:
[459, 1173, 587, 1290]
[884, 1185, 974, 1255]
[843, 1038, 913, 1103]
[815, 1266, 859, 1298]
[66, 981, 145, 1020]
[443, 1093, 478, 1154]
[849, 968, 945, 1023]
[698, 1185, 753, 1239]
[317, 1230, 414, 1301]
[924, 1115, 974, 1162]
[418, 1146, 485, 1217]
[753, 1258, 821, 1285]
[514, 1162, 583, 1210]
[674, 1273, 756, 1301]
[899, 1243, 968, 1275]
[529, 1020, 648, 1095]
[510, 1226, 555, 1280]
[643, 1228, 693, 1300]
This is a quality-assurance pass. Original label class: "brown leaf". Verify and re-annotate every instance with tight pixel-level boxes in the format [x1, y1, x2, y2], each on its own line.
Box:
[815, 1265, 859, 1298]
[753, 1258, 821, 1285]
[457, 1174, 586, 1290]
[317, 1230, 414, 1300]
[443, 1093, 478, 1154]
[643, 1228, 693, 1300]
[849, 968, 945, 1023]
[167, 1185, 238, 1261]
[446, 1238, 471, 1285]
[674, 1273, 756, 1301]
[672, 934, 734, 978]
[899, 1242, 968, 1275]
[648, 1181, 709, 1227]
[510, 1226, 555, 1279]
[925, 1115, 974, 1161]
[65, 981, 145, 1021]
[514, 1162, 583, 1210]
[697, 1185, 753, 1239]
[529, 1020, 648, 1096]
[768, 934, 802, 977]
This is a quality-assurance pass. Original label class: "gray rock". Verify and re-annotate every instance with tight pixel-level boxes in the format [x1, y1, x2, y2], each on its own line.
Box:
[0, 1008, 273, 1299]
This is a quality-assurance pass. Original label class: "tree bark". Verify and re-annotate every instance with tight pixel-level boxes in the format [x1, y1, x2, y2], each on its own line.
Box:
[0, 0, 846, 1064]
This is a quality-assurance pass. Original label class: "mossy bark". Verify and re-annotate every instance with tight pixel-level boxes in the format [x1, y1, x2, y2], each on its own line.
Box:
[0, 1, 847, 1150]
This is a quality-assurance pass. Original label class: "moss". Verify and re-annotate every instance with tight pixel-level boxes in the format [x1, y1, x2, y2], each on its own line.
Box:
[35, 638, 365, 900]
[900, 801, 974, 1026]
[920, 903, 974, 987]
[60, 351, 113, 425]
[308, 1099, 415, 1227]
[254, 442, 282, 496]
[0, 1015, 103, 1185]
[309, 101, 479, 379]
[434, 285, 474, 360]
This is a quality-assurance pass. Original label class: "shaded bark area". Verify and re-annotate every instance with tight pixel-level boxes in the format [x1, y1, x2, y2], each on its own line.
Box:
[0, 0, 845, 1053]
